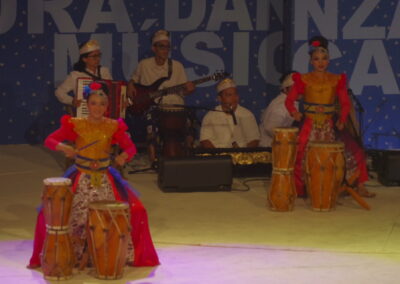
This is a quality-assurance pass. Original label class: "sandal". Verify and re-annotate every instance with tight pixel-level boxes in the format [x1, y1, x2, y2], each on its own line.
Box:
[357, 187, 376, 198]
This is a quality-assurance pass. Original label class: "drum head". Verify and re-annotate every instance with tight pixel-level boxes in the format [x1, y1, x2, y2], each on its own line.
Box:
[88, 200, 129, 210]
[308, 141, 344, 149]
[273, 127, 299, 133]
[158, 104, 185, 112]
[43, 177, 72, 186]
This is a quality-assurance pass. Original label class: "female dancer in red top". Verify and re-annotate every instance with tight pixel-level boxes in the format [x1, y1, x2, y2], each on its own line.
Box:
[285, 35, 375, 198]
[285, 36, 351, 197]
[28, 82, 159, 268]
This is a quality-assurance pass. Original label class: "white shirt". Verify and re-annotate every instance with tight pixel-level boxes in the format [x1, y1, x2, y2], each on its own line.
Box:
[131, 57, 188, 106]
[55, 67, 112, 105]
[259, 92, 297, 147]
[200, 105, 260, 148]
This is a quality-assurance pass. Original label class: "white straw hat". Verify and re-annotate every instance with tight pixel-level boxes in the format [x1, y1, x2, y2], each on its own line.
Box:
[79, 40, 100, 55]
[152, 30, 170, 44]
[216, 78, 236, 93]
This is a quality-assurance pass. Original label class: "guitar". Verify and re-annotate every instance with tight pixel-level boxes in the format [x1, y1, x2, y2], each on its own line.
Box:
[127, 71, 229, 114]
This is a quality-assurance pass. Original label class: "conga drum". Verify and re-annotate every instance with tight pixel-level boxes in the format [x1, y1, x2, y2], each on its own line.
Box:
[41, 177, 74, 280]
[42, 177, 73, 231]
[305, 141, 345, 211]
[157, 106, 187, 158]
[271, 127, 298, 169]
[87, 201, 131, 280]
[268, 127, 298, 211]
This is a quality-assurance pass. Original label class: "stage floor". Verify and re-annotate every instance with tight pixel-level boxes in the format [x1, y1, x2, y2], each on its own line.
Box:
[0, 145, 399, 284]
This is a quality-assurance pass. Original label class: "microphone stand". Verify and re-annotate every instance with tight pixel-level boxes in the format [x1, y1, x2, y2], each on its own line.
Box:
[346, 89, 365, 148]
[348, 89, 364, 113]
[346, 89, 375, 179]
[229, 105, 238, 125]
[348, 89, 364, 139]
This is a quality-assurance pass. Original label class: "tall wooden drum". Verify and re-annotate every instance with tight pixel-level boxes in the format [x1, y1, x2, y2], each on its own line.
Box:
[305, 141, 345, 211]
[41, 177, 74, 280]
[271, 127, 298, 169]
[87, 201, 131, 280]
[268, 127, 298, 211]
[158, 107, 188, 158]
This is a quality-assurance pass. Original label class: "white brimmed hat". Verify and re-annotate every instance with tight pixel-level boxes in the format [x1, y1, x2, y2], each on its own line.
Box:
[152, 30, 170, 44]
[79, 40, 100, 55]
[217, 78, 236, 93]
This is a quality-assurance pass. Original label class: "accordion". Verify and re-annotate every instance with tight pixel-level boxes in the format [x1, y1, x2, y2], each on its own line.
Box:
[75, 77, 127, 118]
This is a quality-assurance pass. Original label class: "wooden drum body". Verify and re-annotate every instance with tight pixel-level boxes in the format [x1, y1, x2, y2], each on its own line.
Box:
[158, 108, 187, 158]
[268, 127, 298, 211]
[271, 127, 298, 169]
[268, 172, 296, 211]
[41, 177, 74, 280]
[42, 177, 73, 231]
[305, 141, 345, 211]
[87, 201, 131, 280]
[42, 232, 74, 280]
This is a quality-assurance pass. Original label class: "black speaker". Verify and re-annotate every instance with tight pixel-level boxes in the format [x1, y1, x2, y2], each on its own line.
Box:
[158, 156, 233, 192]
[378, 150, 400, 186]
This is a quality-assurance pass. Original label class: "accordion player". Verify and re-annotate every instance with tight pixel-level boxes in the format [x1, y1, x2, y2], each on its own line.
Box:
[75, 77, 127, 119]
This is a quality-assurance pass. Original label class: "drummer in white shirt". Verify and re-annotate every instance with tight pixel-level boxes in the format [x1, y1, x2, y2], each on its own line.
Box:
[259, 72, 298, 147]
[55, 40, 112, 108]
[200, 78, 260, 148]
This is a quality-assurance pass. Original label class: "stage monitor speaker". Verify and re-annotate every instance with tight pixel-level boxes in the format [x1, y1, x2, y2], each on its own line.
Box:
[378, 150, 400, 186]
[158, 156, 233, 192]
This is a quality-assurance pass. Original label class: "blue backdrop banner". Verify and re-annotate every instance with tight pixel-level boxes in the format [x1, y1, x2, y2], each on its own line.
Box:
[0, 0, 284, 144]
[1, 0, 399, 150]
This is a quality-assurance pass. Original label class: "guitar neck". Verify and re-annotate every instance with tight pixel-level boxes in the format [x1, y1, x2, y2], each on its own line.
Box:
[149, 75, 214, 99]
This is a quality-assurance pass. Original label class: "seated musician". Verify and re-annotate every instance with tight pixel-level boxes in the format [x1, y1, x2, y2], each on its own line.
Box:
[55, 40, 112, 109]
[200, 78, 260, 148]
[127, 30, 195, 163]
[259, 71, 298, 147]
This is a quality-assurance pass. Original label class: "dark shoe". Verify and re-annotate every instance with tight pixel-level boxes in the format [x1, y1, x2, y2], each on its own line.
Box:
[151, 160, 159, 170]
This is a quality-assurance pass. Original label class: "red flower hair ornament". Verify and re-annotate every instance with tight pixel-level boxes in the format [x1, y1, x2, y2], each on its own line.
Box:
[309, 40, 328, 54]
[83, 81, 107, 99]
[311, 40, 321, 47]
[89, 82, 102, 90]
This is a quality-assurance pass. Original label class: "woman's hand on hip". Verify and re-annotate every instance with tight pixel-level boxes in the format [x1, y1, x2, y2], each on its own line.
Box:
[292, 111, 303, 122]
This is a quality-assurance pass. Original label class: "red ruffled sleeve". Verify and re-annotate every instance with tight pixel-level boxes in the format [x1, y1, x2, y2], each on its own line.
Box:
[285, 72, 304, 115]
[336, 74, 351, 123]
[44, 115, 77, 150]
[112, 119, 137, 161]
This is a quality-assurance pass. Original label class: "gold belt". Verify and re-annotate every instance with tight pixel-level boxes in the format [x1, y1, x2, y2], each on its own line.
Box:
[75, 155, 111, 188]
[304, 104, 335, 127]
[75, 155, 110, 172]
[304, 104, 336, 114]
